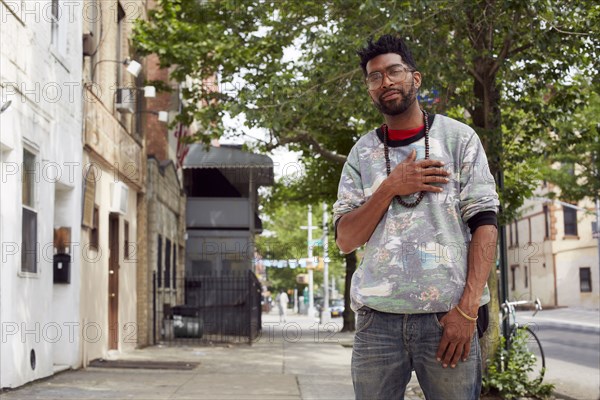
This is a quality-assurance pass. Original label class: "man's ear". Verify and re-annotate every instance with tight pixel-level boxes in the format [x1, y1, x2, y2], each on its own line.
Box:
[413, 71, 422, 89]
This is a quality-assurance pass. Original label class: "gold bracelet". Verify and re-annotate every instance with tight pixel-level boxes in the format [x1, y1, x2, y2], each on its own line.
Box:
[455, 305, 478, 322]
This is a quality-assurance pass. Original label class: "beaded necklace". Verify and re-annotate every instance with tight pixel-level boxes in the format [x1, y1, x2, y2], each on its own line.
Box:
[382, 109, 430, 208]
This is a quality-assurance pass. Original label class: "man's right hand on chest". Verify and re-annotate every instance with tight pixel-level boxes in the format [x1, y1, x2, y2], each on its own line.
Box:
[384, 149, 450, 196]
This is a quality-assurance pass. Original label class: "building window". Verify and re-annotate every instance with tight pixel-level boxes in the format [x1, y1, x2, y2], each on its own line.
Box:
[510, 265, 518, 291]
[22, 149, 37, 273]
[173, 245, 177, 289]
[90, 205, 99, 250]
[543, 205, 550, 239]
[514, 220, 519, 246]
[524, 265, 528, 288]
[124, 220, 129, 259]
[165, 238, 171, 288]
[157, 235, 162, 287]
[116, 3, 125, 88]
[88, 0, 100, 49]
[580, 267, 592, 293]
[509, 223, 513, 248]
[563, 206, 578, 236]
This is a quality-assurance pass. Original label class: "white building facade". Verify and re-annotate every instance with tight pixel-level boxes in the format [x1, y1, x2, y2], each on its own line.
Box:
[0, 0, 83, 388]
[78, 0, 146, 363]
[506, 185, 599, 309]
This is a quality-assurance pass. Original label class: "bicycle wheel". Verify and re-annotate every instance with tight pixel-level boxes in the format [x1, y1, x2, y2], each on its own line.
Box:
[508, 325, 546, 383]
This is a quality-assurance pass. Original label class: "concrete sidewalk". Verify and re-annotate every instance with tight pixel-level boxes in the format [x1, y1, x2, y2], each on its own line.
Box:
[0, 311, 424, 400]
[2, 308, 596, 399]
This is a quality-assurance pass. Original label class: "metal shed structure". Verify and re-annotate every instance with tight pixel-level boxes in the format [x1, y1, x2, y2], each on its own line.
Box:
[172, 144, 274, 343]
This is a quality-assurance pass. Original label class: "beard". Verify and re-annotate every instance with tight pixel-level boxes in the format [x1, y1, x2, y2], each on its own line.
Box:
[373, 82, 417, 116]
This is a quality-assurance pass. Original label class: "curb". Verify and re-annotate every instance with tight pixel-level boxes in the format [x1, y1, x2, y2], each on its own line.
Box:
[552, 391, 590, 400]
[524, 320, 600, 334]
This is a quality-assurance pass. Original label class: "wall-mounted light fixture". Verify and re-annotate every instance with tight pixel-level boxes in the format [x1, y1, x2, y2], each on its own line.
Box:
[143, 86, 156, 98]
[125, 59, 143, 77]
[137, 110, 169, 123]
[157, 111, 168, 123]
[92, 57, 142, 80]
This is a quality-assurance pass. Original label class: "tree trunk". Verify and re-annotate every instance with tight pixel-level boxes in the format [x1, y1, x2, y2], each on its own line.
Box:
[482, 262, 501, 364]
[341, 251, 357, 332]
[471, 57, 504, 371]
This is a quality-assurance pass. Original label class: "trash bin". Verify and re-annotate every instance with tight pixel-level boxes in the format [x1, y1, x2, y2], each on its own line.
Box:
[172, 306, 203, 338]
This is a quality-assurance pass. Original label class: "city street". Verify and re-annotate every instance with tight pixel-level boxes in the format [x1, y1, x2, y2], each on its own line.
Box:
[0, 308, 598, 400]
[519, 308, 600, 400]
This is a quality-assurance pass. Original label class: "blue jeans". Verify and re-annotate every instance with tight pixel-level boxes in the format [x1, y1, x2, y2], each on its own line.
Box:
[352, 307, 481, 400]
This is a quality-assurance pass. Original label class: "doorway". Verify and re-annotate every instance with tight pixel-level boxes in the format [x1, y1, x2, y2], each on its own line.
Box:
[108, 213, 119, 350]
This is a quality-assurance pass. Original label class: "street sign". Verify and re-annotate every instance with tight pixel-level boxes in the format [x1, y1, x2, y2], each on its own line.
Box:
[308, 239, 323, 246]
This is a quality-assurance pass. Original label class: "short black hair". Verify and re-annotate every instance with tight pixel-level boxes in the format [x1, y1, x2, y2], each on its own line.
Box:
[357, 34, 417, 76]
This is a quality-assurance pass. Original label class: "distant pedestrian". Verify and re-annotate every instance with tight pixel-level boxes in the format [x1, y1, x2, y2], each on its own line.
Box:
[334, 34, 499, 399]
[276, 290, 289, 322]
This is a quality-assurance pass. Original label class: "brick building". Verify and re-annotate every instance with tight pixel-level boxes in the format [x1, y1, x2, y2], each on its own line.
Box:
[79, 0, 147, 363]
[138, 51, 186, 346]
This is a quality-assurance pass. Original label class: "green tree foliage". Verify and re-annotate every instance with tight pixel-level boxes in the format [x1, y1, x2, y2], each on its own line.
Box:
[134, 0, 599, 335]
[257, 200, 345, 298]
[540, 83, 600, 202]
[134, 1, 598, 206]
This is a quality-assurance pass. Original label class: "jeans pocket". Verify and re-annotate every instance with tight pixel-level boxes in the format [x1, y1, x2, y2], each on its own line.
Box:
[433, 312, 448, 330]
[355, 307, 375, 334]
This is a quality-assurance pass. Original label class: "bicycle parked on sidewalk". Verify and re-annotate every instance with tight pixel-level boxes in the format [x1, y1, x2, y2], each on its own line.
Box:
[500, 298, 546, 383]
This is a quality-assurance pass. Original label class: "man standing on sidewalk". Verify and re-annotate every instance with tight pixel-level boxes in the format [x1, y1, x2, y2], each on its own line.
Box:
[276, 289, 290, 323]
[333, 34, 499, 399]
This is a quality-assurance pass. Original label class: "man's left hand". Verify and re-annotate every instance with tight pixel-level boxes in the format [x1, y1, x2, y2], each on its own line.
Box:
[436, 308, 477, 368]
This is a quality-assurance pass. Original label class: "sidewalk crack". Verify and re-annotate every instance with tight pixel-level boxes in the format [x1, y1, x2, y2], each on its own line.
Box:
[295, 374, 304, 400]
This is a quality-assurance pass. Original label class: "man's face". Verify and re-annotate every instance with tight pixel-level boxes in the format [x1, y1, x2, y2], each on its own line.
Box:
[365, 53, 421, 116]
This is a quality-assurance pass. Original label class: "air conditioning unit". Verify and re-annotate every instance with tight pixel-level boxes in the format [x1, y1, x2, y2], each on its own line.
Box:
[110, 181, 129, 215]
[116, 88, 135, 114]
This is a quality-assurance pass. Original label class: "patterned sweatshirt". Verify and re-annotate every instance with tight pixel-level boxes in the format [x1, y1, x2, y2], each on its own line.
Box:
[333, 114, 499, 314]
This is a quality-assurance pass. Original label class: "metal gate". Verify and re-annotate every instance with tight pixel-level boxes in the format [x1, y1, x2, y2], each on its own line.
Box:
[154, 270, 262, 345]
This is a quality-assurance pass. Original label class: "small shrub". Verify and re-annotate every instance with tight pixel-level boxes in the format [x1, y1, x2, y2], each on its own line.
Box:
[483, 330, 554, 399]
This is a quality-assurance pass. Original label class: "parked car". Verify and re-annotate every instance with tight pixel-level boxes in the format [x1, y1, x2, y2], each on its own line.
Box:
[330, 299, 344, 318]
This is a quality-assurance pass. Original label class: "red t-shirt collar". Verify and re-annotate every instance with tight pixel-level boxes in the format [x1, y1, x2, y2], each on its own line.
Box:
[387, 125, 424, 141]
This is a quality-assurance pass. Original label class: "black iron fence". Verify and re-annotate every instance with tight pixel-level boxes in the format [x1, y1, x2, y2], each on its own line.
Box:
[154, 270, 262, 345]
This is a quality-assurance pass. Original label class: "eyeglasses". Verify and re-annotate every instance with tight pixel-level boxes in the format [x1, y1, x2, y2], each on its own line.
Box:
[365, 65, 414, 90]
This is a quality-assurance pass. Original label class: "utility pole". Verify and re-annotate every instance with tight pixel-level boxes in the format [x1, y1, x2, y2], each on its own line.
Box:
[331, 276, 336, 298]
[497, 169, 510, 343]
[320, 202, 330, 324]
[594, 197, 600, 279]
[300, 205, 318, 318]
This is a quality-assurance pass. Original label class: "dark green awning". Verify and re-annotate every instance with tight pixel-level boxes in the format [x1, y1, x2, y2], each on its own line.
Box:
[183, 144, 274, 186]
